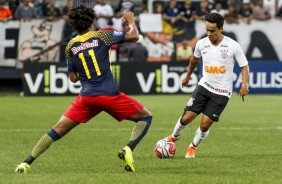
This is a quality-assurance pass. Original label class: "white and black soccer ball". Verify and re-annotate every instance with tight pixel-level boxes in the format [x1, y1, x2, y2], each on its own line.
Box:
[155, 139, 176, 158]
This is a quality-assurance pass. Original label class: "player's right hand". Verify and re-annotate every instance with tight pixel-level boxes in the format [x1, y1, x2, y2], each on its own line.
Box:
[122, 11, 135, 25]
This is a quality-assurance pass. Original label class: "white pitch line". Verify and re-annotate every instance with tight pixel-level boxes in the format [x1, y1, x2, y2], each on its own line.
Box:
[0, 127, 281, 132]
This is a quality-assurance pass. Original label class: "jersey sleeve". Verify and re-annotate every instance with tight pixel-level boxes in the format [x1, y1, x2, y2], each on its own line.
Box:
[234, 42, 248, 67]
[65, 43, 77, 73]
[193, 40, 202, 58]
[100, 30, 126, 47]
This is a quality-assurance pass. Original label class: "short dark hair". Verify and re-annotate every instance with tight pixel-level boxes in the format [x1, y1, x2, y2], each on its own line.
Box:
[205, 13, 224, 29]
[68, 5, 96, 33]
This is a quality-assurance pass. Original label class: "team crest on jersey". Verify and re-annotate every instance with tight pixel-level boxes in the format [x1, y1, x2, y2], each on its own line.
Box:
[220, 49, 229, 59]
[113, 31, 123, 36]
[187, 97, 195, 107]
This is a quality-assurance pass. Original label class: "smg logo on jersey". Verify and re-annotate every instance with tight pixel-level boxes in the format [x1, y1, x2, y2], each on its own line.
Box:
[204, 65, 226, 74]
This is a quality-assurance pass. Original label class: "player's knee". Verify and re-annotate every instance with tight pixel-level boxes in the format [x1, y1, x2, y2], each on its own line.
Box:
[143, 108, 152, 117]
[180, 115, 191, 125]
[200, 125, 210, 132]
[138, 116, 152, 128]
[181, 111, 197, 125]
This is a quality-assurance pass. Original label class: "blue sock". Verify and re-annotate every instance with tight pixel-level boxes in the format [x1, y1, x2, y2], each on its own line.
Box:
[47, 129, 61, 141]
[127, 116, 152, 151]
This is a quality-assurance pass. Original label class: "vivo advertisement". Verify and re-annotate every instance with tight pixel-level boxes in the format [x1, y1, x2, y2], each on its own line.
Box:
[23, 61, 282, 96]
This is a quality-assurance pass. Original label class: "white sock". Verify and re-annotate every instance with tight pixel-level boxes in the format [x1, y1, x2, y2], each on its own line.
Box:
[172, 117, 187, 137]
[190, 127, 209, 147]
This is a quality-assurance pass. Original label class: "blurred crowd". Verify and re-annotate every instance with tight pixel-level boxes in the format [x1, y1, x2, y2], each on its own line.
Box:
[0, 0, 134, 26]
[0, 0, 281, 24]
[1, 0, 281, 62]
[152, 0, 282, 25]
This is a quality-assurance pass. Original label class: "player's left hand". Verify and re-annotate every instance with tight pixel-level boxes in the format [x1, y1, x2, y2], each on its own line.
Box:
[181, 78, 189, 88]
[239, 84, 249, 102]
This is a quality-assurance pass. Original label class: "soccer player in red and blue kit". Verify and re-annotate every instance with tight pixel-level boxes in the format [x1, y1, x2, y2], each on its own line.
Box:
[15, 5, 152, 173]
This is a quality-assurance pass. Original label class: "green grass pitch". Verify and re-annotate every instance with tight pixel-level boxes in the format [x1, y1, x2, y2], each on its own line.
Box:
[0, 94, 281, 184]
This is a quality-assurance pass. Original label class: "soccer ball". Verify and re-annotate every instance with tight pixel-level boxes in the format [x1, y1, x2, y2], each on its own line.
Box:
[155, 139, 176, 158]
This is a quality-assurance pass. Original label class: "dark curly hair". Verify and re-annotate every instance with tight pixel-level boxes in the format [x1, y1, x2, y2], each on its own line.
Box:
[68, 5, 96, 33]
[205, 13, 224, 29]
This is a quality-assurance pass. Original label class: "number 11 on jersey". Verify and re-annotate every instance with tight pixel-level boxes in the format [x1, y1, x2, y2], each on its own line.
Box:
[78, 50, 101, 79]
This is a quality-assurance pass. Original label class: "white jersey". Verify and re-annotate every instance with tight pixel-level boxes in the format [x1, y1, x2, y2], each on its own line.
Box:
[194, 36, 248, 98]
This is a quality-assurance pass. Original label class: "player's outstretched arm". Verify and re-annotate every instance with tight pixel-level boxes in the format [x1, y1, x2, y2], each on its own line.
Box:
[122, 11, 139, 42]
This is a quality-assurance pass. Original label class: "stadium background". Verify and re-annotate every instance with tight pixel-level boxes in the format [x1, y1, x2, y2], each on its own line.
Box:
[0, 0, 282, 95]
[0, 1, 281, 183]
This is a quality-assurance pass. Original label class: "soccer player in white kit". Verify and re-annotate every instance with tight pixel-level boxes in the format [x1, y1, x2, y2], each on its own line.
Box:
[166, 13, 249, 158]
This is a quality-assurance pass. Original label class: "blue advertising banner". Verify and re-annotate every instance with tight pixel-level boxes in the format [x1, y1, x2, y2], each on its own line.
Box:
[233, 61, 282, 94]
